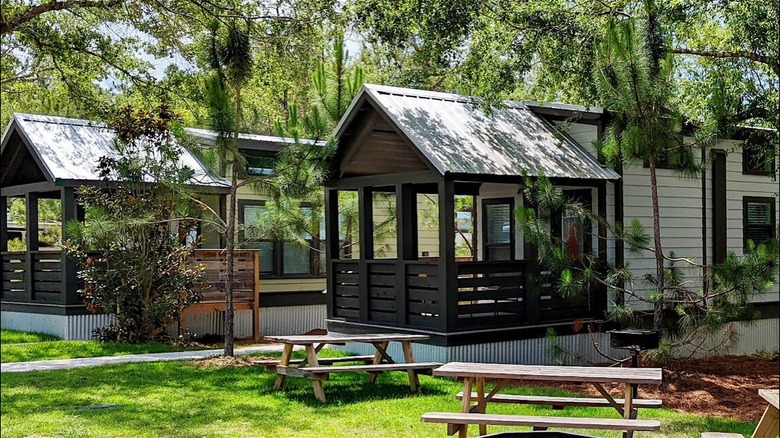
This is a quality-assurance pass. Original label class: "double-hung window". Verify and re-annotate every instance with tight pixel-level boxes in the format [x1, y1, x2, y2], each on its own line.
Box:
[743, 197, 777, 249]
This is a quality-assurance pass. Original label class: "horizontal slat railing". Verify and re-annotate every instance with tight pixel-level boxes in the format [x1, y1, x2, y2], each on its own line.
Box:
[2, 251, 28, 301]
[405, 261, 440, 328]
[455, 260, 527, 330]
[191, 250, 257, 304]
[331, 260, 360, 319]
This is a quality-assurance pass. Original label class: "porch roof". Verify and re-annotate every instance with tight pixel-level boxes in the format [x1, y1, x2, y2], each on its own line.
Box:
[334, 84, 620, 181]
[1, 113, 229, 188]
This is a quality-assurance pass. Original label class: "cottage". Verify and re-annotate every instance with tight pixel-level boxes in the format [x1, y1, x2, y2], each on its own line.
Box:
[323, 84, 779, 363]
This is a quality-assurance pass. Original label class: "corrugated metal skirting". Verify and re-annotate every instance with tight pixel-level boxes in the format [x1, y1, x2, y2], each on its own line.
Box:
[66, 314, 115, 340]
[334, 318, 780, 364]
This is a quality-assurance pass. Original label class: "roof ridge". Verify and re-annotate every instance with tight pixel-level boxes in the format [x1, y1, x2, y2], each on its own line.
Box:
[14, 112, 109, 129]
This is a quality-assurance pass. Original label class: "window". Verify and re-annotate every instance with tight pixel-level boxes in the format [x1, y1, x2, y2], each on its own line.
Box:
[244, 152, 276, 176]
[239, 200, 322, 278]
[483, 198, 514, 261]
[552, 190, 593, 257]
[743, 197, 776, 249]
[743, 140, 775, 176]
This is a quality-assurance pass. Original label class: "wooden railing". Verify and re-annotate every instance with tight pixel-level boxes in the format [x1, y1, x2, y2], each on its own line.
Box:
[455, 260, 527, 330]
[2, 251, 65, 304]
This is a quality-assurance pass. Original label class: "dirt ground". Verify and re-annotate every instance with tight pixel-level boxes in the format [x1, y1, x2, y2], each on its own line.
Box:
[530, 355, 779, 422]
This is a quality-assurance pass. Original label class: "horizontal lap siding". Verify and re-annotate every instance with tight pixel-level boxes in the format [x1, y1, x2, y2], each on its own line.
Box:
[622, 162, 709, 310]
[722, 144, 779, 303]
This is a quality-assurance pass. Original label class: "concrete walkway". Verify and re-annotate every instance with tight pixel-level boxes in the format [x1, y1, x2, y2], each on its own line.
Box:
[1, 344, 292, 373]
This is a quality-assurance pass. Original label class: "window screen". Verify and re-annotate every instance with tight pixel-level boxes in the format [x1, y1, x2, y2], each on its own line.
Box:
[484, 200, 512, 261]
[744, 197, 776, 249]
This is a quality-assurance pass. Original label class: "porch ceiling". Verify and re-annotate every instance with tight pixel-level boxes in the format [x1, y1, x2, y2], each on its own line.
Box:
[334, 84, 620, 181]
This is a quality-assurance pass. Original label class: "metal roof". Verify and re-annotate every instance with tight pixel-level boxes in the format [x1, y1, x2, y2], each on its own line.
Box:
[335, 84, 619, 180]
[2, 113, 229, 187]
[185, 128, 324, 152]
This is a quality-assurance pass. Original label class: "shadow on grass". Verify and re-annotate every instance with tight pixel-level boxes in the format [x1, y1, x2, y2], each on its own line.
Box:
[277, 372, 450, 407]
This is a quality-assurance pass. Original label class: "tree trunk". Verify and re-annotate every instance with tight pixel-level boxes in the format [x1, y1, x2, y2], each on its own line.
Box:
[224, 162, 238, 356]
[649, 160, 665, 330]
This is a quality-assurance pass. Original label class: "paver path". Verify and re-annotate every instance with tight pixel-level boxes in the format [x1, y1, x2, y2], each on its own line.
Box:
[1, 344, 294, 373]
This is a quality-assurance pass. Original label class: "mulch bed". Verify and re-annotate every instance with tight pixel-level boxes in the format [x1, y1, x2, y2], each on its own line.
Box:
[525, 355, 779, 421]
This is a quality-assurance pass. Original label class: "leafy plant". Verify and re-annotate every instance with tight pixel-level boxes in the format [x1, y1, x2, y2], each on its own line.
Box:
[64, 106, 206, 343]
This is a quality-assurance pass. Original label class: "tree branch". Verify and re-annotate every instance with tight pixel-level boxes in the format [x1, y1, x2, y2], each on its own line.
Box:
[1, 0, 122, 35]
[669, 47, 778, 75]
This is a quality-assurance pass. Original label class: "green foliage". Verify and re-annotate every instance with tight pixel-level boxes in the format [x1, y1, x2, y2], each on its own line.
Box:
[519, 174, 779, 357]
[0, 329, 60, 344]
[64, 107, 206, 343]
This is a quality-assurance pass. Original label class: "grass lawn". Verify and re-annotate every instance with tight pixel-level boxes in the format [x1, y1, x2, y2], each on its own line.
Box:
[0, 329, 204, 363]
[0, 350, 757, 438]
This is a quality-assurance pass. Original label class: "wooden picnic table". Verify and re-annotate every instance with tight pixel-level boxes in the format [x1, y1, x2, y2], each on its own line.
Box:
[753, 389, 779, 438]
[424, 362, 663, 438]
[265, 332, 441, 403]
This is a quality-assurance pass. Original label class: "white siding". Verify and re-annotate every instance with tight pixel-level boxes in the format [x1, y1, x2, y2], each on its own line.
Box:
[722, 142, 779, 303]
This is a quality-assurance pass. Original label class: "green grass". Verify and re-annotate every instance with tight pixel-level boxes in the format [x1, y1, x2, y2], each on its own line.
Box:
[0, 350, 757, 438]
[0, 329, 205, 363]
[1, 329, 61, 344]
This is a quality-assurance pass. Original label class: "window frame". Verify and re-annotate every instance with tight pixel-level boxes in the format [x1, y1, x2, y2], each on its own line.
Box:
[742, 141, 776, 176]
[742, 196, 777, 250]
[238, 199, 324, 279]
[481, 197, 515, 262]
[242, 150, 278, 177]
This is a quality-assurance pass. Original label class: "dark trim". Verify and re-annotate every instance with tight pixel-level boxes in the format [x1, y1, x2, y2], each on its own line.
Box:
[53, 179, 231, 194]
[0, 195, 7, 253]
[742, 196, 777, 250]
[481, 197, 516, 261]
[438, 179, 457, 331]
[325, 189, 339, 319]
[259, 290, 327, 307]
[61, 187, 80, 305]
[596, 181, 607, 261]
[0, 302, 92, 315]
[742, 141, 776, 176]
[0, 181, 59, 197]
[754, 301, 780, 319]
[357, 186, 373, 322]
[712, 149, 727, 264]
[526, 105, 603, 123]
[325, 170, 440, 189]
[700, 147, 708, 295]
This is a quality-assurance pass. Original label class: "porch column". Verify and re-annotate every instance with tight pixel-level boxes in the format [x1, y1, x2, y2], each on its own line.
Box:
[395, 183, 417, 325]
[597, 180, 608, 262]
[25, 192, 39, 301]
[218, 194, 227, 248]
[522, 194, 540, 324]
[357, 186, 373, 322]
[61, 187, 80, 305]
[437, 179, 456, 332]
[0, 196, 7, 252]
[325, 188, 340, 318]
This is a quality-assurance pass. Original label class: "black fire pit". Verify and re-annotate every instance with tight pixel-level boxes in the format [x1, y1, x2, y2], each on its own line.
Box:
[609, 329, 660, 351]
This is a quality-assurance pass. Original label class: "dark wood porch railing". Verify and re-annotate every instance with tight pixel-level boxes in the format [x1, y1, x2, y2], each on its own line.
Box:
[455, 260, 527, 330]
[2, 251, 66, 304]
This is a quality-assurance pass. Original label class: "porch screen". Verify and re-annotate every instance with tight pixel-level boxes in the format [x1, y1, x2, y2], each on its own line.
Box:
[485, 202, 512, 261]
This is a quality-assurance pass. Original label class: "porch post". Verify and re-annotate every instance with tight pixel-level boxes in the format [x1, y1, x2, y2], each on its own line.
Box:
[597, 180, 607, 262]
[438, 179, 456, 332]
[357, 186, 373, 322]
[25, 192, 39, 302]
[0, 196, 7, 252]
[522, 194, 540, 325]
[61, 187, 80, 305]
[324, 188, 340, 319]
[395, 183, 417, 326]
[218, 194, 227, 248]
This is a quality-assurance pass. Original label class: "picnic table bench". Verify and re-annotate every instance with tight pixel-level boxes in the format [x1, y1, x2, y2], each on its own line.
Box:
[423, 362, 663, 438]
[265, 332, 441, 402]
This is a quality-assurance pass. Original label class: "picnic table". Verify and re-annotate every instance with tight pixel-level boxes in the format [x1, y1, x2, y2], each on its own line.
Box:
[422, 362, 663, 438]
[753, 389, 778, 438]
[265, 332, 441, 403]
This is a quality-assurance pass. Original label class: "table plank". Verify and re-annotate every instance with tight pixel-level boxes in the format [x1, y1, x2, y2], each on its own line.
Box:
[434, 362, 662, 385]
[265, 332, 430, 344]
[759, 389, 779, 409]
